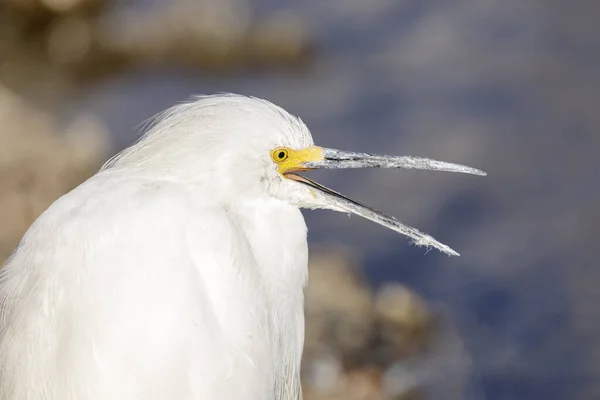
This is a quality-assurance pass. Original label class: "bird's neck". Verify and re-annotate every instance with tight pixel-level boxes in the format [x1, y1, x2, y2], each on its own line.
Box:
[227, 197, 308, 398]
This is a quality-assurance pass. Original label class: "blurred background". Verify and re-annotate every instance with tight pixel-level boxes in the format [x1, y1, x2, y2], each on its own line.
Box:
[1, 0, 598, 399]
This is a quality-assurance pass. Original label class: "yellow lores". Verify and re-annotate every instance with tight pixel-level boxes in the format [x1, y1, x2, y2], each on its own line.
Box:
[270, 146, 324, 175]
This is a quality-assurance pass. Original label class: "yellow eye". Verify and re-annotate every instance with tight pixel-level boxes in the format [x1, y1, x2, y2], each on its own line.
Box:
[271, 148, 289, 163]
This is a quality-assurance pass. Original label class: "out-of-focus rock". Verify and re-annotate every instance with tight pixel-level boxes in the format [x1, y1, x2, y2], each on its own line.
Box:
[0, 85, 109, 261]
[0, 0, 314, 93]
[302, 248, 435, 400]
[245, 11, 312, 68]
[304, 365, 385, 400]
[96, 1, 312, 74]
[5, 0, 103, 14]
[304, 248, 374, 362]
[374, 283, 432, 361]
[47, 16, 93, 65]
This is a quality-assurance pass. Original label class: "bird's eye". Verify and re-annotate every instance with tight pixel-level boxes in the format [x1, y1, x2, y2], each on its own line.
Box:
[271, 148, 289, 163]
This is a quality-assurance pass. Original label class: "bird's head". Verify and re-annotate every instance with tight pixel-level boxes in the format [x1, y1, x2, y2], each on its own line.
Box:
[104, 94, 486, 255]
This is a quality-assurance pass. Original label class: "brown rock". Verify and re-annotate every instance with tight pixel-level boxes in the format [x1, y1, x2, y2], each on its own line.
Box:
[0, 85, 109, 261]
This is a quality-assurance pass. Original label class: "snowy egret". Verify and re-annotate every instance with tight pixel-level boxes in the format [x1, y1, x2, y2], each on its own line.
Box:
[0, 94, 485, 399]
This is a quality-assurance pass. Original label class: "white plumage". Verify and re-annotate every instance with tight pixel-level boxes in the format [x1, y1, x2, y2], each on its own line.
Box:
[0, 94, 485, 399]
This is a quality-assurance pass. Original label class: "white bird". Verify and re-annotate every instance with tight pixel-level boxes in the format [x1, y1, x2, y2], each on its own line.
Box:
[0, 94, 485, 400]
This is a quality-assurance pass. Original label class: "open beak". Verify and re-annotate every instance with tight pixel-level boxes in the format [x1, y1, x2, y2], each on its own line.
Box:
[282, 147, 486, 256]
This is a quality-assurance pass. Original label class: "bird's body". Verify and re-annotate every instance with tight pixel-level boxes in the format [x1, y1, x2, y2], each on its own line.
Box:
[1, 173, 306, 399]
[0, 95, 485, 399]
